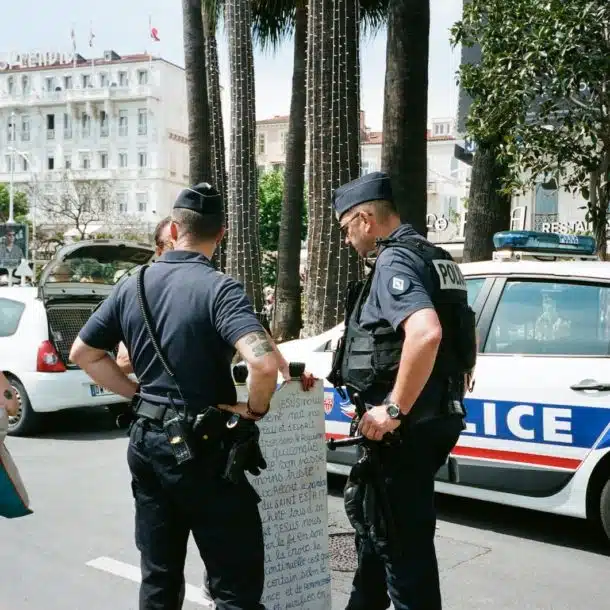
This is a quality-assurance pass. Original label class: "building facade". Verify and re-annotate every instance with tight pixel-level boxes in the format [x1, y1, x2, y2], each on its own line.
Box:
[0, 49, 189, 235]
[255, 114, 470, 247]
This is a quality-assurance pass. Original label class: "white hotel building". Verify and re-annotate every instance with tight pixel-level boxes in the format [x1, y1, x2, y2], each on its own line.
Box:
[0, 49, 190, 234]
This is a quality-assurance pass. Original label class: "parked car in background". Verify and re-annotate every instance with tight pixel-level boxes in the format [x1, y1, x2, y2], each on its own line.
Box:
[0, 239, 154, 436]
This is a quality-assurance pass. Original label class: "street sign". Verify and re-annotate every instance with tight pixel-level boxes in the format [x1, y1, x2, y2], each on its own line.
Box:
[0, 223, 28, 270]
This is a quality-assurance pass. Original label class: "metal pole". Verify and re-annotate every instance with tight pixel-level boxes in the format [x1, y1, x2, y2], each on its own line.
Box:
[8, 111, 16, 225]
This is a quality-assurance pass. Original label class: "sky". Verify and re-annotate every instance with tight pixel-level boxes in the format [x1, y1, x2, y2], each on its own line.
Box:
[0, 0, 463, 132]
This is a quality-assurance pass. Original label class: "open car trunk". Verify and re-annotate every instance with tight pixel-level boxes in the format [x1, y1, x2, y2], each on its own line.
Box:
[38, 239, 155, 367]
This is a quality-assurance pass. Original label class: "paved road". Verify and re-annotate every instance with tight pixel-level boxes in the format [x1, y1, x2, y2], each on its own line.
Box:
[1, 408, 609, 610]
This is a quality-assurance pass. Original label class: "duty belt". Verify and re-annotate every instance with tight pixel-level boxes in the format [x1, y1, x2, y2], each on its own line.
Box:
[135, 399, 181, 423]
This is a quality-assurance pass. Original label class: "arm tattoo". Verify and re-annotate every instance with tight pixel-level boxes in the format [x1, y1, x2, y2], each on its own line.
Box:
[245, 331, 274, 357]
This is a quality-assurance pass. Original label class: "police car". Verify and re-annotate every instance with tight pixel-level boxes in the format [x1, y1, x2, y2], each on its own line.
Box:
[277, 231, 610, 540]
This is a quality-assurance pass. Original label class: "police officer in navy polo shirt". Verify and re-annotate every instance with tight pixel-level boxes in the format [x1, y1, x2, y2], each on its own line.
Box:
[70, 183, 280, 610]
[329, 171, 476, 610]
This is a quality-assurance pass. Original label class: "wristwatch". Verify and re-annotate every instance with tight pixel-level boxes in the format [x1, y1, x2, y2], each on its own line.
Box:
[385, 402, 403, 420]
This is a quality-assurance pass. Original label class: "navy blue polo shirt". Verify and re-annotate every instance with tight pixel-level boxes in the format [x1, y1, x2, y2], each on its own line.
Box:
[360, 224, 435, 330]
[78, 250, 265, 406]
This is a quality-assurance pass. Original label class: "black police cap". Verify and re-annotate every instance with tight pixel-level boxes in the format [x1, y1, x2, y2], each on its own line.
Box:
[173, 182, 223, 215]
[332, 171, 393, 220]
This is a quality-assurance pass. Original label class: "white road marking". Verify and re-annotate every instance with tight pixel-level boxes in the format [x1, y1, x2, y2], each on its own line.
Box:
[86, 556, 214, 608]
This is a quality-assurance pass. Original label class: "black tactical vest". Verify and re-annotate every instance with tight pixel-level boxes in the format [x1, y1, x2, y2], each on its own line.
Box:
[329, 235, 476, 421]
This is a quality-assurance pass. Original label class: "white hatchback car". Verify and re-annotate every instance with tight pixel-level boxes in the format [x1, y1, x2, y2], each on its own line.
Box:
[0, 239, 154, 436]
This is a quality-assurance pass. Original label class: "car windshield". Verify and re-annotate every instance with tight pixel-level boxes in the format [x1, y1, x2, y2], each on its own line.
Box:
[45, 245, 152, 286]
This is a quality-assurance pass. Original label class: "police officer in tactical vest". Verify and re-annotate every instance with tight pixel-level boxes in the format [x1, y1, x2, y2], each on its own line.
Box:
[328, 171, 476, 610]
[70, 183, 280, 610]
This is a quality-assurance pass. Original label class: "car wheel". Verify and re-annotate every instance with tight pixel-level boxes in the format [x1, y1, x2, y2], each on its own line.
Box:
[599, 478, 610, 542]
[6, 377, 40, 437]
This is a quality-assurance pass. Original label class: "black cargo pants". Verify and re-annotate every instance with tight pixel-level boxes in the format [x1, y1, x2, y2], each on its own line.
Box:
[127, 419, 265, 610]
[345, 414, 464, 610]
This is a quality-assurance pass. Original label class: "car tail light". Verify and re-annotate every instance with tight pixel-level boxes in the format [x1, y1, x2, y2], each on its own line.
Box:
[37, 340, 66, 373]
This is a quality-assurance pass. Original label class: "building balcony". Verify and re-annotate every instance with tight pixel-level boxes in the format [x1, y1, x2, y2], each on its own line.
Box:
[0, 85, 159, 109]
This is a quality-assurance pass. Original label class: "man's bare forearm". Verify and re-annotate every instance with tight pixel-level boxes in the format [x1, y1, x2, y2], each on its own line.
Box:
[235, 330, 280, 414]
[82, 355, 139, 399]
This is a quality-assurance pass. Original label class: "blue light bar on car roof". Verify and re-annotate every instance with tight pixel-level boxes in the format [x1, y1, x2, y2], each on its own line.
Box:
[492, 230, 597, 256]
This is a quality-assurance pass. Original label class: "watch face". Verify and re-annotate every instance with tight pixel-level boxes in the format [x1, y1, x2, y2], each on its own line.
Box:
[387, 403, 400, 418]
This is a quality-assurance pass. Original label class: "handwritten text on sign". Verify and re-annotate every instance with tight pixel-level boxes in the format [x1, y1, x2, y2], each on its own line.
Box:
[248, 381, 331, 610]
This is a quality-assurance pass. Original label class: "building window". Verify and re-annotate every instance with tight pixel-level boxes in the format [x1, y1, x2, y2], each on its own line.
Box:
[21, 76, 30, 95]
[48, 156, 55, 170]
[64, 76, 73, 90]
[138, 109, 147, 135]
[82, 74, 91, 88]
[137, 70, 148, 85]
[137, 193, 148, 213]
[361, 161, 370, 176]
[118, 110, 128, 136]
[118, 151, 128, 168]
[21, 115, 30, 141]
[433, 122, 451, 137]
[65, 156, 72, 169]
[81, 114, 91, 138]
[7, 118, 15, 141]
[138, 151, 147, 168]
[22, 156, 28, 171]
[118, 71, 128, 86]
[117, 193, 128, 213]
[99, 152, 108, 169]
[81, 155, 90, 170]
[5, 156, 13, 173]
[280, 131, 286, 154]
[100, 111, 109, 137]
[99, 72, 109, 87]
[64, 113, 72, 139]
[47, 114, 55, 140]
[7, 76, 14, 95]
[258, 133, 266, 155]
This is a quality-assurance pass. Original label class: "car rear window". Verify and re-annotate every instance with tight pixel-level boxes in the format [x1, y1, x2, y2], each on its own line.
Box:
[0, 298, 25, 337]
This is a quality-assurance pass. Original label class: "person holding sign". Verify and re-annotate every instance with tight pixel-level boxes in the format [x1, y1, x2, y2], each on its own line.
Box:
[328, 171, 475, 610]
[70, 183, 283, 610]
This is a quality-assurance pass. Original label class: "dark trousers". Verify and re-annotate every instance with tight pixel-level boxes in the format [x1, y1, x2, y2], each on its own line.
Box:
[127, 419, 265, 610]
[346, 415, 464, 610]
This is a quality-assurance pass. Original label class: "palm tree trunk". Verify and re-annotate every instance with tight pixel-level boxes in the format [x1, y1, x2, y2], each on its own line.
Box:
[182, 0, 211, 183]
[272, 5, 308, 342]
[203, 6, 228, 272]
[304, 0, 362, 337]
[225, 0, 265, 314]
[462, 140, 512, 262]
[381, 0, 429, 236]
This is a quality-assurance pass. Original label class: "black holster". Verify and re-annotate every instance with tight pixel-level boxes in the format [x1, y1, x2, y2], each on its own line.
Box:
[344, 443, 402, 561]
[191, 408, 267, 483]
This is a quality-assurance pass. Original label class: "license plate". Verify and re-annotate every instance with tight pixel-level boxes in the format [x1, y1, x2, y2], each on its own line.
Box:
[90, 384, 113, 397]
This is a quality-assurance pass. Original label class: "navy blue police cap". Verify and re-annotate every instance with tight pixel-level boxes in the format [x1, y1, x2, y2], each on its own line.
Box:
[173, 182, 223, 215]
[332, 171, 393, 220]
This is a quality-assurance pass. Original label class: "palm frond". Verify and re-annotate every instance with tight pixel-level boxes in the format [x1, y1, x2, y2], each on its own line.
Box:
[251, 0, 296, 53]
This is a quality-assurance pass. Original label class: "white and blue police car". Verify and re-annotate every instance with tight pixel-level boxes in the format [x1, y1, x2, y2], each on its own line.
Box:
[277, 231, 610, 541]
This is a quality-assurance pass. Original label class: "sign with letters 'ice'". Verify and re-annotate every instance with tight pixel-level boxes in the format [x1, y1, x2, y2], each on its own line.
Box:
[248, 379, 332, 610]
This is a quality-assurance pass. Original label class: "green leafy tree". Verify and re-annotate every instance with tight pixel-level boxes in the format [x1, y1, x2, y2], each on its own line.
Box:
[453, 0, 610, 259]
[0, 184, 29, 223]
[258, 170, 307, 286]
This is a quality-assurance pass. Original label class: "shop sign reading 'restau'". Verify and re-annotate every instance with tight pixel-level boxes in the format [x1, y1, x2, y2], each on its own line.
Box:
[0, 51, 75, 71]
